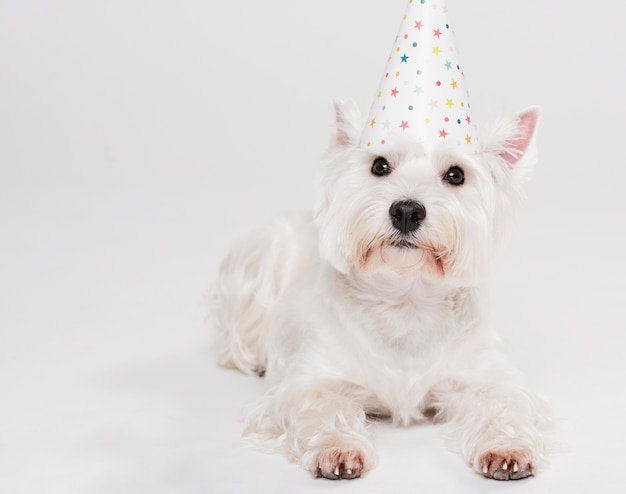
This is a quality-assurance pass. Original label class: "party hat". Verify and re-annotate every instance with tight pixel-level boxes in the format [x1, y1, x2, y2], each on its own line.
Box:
[360, 0, 479, 153]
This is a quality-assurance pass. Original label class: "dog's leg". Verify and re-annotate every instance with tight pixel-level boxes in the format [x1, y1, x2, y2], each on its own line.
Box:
[427, 378, 553, 481]
[244, 383, 376, 479]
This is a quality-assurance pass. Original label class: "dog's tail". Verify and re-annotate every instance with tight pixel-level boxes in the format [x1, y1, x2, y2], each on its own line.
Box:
[208, 212, 313, 376]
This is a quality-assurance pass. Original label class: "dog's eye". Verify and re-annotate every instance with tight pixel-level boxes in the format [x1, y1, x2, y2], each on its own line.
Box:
[443, 166, 465, 186]
[371, 157, 392, 177]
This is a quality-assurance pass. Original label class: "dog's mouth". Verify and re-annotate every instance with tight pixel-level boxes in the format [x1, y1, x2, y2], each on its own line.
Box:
[391, 238, 420, 250]
[360, 234, 449, 277]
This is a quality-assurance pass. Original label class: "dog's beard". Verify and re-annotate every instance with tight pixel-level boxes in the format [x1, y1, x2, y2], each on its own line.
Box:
[357, 231, 451, 278]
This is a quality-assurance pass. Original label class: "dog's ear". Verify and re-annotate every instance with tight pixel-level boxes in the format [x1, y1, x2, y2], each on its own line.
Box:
[483, 107, 541, 169]
[482, 107, 541, 247]
[331, 99, 362, 149]
[497, 107, 540, 166]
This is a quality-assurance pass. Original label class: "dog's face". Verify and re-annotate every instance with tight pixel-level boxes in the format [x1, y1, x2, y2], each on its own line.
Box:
[313, 100, 540, 285]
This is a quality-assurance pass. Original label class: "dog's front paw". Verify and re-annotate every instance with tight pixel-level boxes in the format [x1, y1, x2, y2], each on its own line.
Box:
[313, 447, 366, 480]
[477, 450, 535, 481]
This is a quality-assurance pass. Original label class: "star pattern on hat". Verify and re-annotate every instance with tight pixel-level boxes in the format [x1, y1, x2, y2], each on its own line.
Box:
[360, 0, 479, 152]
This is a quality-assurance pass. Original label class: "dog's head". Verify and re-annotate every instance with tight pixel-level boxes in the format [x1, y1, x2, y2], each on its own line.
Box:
[313, 100, 540, 285]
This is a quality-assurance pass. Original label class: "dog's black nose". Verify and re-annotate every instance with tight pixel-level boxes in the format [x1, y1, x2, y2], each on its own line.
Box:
[389, 200, 426, 234]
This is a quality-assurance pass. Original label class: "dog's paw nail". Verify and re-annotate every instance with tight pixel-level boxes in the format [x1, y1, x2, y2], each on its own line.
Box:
[478, 451, 534, 481]
[314, 447, 365, 480]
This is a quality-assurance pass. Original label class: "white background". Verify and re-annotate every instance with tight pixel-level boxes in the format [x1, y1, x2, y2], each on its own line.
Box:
[1, 1, 624, 492]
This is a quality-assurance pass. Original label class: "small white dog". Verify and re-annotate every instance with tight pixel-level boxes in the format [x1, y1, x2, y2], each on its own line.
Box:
[210, 100, 554, 481]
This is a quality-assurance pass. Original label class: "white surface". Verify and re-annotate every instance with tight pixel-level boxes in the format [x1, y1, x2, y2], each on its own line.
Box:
[1, 1, 624, 492]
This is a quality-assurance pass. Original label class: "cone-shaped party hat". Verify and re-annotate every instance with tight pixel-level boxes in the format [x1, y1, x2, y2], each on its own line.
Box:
[360, 0, 479, 153]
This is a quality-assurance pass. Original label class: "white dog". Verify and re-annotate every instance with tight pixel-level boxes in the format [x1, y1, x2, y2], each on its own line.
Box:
[210, 100, 554, 481]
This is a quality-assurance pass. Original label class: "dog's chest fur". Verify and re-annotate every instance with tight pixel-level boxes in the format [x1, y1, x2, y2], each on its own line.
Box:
[283, 268, 485, 423]
[338, 271, 478, 353]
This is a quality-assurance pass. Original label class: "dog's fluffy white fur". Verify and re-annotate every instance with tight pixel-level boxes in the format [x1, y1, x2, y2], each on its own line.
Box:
[210, 100, 554, 481]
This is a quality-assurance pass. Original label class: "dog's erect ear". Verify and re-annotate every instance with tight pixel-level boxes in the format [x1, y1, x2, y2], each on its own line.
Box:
[331, 99, 362, 149]
[490, 107, 541, 166]
[484, 107, 541, 247]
